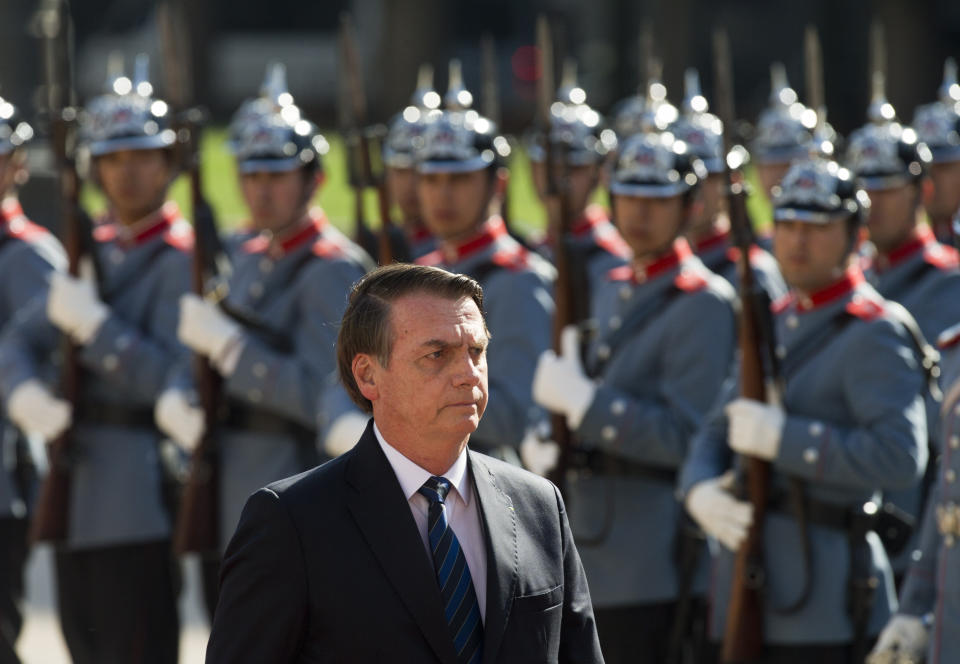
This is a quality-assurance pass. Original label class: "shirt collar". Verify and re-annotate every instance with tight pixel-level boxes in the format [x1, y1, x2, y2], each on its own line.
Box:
[692, 227, 731, 255]
[873, 225, 937, 272]
[570, 204, 609, 237]
[373, 422, 471, 506]
[439, 216, 507, 264]
[240, 209, 327, 257]
[96, 201, 181, 247]
[778, 265, 866, 313]
[610, 237, 692, 284]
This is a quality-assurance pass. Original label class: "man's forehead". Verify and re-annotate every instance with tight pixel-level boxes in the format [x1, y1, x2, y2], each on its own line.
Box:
[390, 292, 485, 332]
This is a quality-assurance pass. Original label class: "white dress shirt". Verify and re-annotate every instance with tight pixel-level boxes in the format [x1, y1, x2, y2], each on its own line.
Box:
[374, 423, 488, 621]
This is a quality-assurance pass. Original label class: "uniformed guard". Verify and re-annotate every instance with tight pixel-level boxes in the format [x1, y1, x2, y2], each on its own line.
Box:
[382, 64, 440, 261]
[409, 78, 555, 460]
[912, 58, 960, 244]
[526, 62, 629, 288]
[681, 156, 928, 662]
[674, 68, 787, 301]
[871, 312, 960, 664]
[532, 130, 737, 663]
[155, 77, 372, 616]
[0, 96, 65, 664]
[847, 86, 960, 581]
[0, 59, 189, 663]
[752, 63, 816, 200]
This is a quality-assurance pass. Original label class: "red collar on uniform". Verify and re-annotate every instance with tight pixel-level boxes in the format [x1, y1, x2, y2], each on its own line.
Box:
[693, 227, 731, 254]
[0, 197, 25, 225]
[570, 205, 609, 237]
[407, 224, 433, 243]
[93, 202, 182, 247]
[775, 266, 866, 314]
[875, 225, 937, 271]
[241, 210, 328, 256]
[608, 237, 692, 284]
[439, 216, 507, 263]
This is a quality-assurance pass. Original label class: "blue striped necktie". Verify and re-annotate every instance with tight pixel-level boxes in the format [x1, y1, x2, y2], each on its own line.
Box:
[418, 476, 484, 664]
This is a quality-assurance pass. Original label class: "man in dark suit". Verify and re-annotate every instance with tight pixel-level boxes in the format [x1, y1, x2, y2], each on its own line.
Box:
[206, 263, 603, 664]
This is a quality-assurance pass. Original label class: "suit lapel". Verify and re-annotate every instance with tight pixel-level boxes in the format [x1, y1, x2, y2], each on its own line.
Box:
[469, 452, 518, 664]
[345, 423, 459, 664]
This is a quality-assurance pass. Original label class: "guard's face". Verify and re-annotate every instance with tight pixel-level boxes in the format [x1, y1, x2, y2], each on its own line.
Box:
[926, 161, 960, 220]
[531, 161, 600, 219]
[689, 173, 726, 238]
[773, 218, 850, 293]
[757, 162, 792, 200]
[386, 166, 420, 222]
[356, 293, 489, 449]
[239, 169, 320, 234]
[417, 169, 492, 241]
[96, 148, 172, 222]
[613, 194, 685, 259]
[865, 183, 919, 253]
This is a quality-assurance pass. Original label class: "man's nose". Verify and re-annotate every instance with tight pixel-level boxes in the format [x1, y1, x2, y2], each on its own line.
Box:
[452, 353, 483, 386]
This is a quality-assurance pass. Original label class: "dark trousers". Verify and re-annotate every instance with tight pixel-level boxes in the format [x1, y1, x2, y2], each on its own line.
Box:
[55, 540, 180, 664]
[595, 602, 677, 664]
[200, 554, 220, 622]
[0, 518, 27, 664]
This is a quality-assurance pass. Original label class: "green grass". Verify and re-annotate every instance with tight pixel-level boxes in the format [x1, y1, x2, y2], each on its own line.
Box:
[81, 127, 773, 237]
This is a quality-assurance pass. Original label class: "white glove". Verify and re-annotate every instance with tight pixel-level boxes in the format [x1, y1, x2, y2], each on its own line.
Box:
[726, 397, 785, 461]
[685, 472, 754, 552]
[323, 412, 369, 458]
[7, 378, 72, 441]
[867, 615, 928, 663]
[46, 271, 109, 344]
[177, 294, 242, 366]
[155, 388, 205, 453]
[532, 325, 596, 429]
[520, 429, 560, 476]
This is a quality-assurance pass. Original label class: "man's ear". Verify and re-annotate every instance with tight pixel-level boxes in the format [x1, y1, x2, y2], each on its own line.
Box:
[352, 353, 380, 403]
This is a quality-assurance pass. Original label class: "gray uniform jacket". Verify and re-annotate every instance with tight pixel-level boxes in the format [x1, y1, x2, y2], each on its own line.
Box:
[418, 216, 556, 451]
[0, 203, 193, 549]
[899, 322, 960, 664]
[0, 198, 65, 519]
[691, 227, 788, 302]
[865, 227, 960, 568]
[680, 266, 928, 644]
[570, 237, 737, 607]
[168, 211, 372, 549]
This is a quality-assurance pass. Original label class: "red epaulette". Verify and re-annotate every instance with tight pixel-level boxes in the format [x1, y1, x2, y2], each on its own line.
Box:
[312, 236, 346, 259]
[771, 294, 794, 314]
[674, 268, 709, 292]
[416, 250, 444, 267]
[596, 232, 631, 260]
[489, 246, 530, 272]
[938, 322, 960, 350]
[845, 296, 886, 322]
[7, 217, 50, 243]
[163, 222, 194, 253]
[923, 243, 960, 270]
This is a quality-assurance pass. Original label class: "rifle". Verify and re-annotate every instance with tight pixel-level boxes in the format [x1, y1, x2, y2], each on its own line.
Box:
[159, 0, 224, 555]
[30, 0, 98, 544]
[713, 27, 777, 663]
[480, 33, 518, 239]
[338, 13, 400, 265]
[537, 16, 576, 491]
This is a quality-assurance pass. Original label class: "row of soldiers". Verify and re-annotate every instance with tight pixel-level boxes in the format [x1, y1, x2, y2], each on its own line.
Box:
[0, 32, 959, 664]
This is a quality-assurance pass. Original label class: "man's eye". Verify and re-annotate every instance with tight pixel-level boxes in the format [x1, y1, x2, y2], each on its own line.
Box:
[470, 346, 486, 358]
[427, 350, 444, 360]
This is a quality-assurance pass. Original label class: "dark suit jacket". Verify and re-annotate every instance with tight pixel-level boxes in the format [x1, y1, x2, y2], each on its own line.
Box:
[205, 422, 603, 663]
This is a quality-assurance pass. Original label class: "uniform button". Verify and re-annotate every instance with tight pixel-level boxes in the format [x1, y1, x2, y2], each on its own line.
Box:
[802, 447, 819, 464]
[247, 388, 262, 403]
[809, 421, 824, 437]
[103, 354, 119, 371]
[775, 345, 787, 359]
[609, 315, 622, 330]
[259, 258, 274, 274]
[610, 399, 626, 416]
[249, 282, 264, 298]
[597, 344, 611, 361]
[619, 286, 633, 300]
[109, 248, 124, 265]
[601, 425, 617, 442]
[947, 469, 957, 484]
[115, 334, 132, 351]
[252, 362, 268, 378]
[951, 435, 960, 450]
[786, 315, 799, 329]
